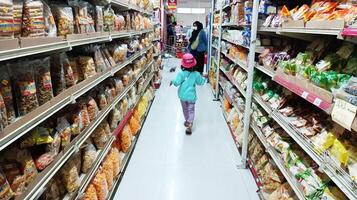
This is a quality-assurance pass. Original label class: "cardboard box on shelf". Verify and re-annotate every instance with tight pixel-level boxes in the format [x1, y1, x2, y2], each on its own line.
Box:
[306, 19, 345, 30]
[0, 38, 20, 51]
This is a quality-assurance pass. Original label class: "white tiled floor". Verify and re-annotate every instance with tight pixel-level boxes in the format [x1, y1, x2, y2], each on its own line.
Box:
[114, 59, 260, 200]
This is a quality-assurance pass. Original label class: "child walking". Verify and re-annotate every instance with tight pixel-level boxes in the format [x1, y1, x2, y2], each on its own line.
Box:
[170, 53, 206, 135]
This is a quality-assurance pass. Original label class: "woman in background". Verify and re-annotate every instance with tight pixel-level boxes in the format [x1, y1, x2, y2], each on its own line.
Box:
[189, 21, 207, 74]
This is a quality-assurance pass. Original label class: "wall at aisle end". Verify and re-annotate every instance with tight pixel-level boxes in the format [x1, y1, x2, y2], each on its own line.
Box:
[176, 0, 211, 27]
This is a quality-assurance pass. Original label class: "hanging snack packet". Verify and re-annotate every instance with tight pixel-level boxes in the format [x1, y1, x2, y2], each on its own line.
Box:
[35, 57, 54, 105]
[22, 0, 46, 37]
[51, 5, 74, 37]
[92, 126, 108, 149]
[0, 66, 15, 123]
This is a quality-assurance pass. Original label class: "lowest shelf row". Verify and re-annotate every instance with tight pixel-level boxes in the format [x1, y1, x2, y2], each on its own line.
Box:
[9, 59, 155, 200]
[0, 45, 153, 152]
[217, 75, 357, 199]
[0, 29, 155, 62]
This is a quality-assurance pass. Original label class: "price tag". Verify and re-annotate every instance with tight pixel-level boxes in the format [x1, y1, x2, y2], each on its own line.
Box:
[301, 91, 309, 99]
[313, 98, 322, 107]
[332, 99, 357, 131]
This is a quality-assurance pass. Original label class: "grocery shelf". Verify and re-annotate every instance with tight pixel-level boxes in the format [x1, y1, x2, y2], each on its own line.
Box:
[221, 51, 248, 71]
[221, 36, 250, 49]
[0, 30, 154, 62]
[15, 60, 154, 200]
[212, 44, 219, 50]
[0, 45, 153, 152]
[220, 67, 247, 98]
[255, 64, 275, 78]
[250, 123, 305, 200]
[222, 22, 250, 28]
[253, 94, 272, 115]
[258, 27, 342, 37]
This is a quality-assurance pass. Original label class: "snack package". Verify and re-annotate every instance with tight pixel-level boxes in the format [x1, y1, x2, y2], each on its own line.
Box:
[103, 6, 114, 32]
[12, 61, 39, 116]
[35, 57, 54, 105]
[119, 125, 132, 153]
[20, 126, 54, 148]
[72, 150, 82, 175]
[45, 131, 61, 155]
[22, 0, 46, 37]
[102, 156, 113, 189]
[35, 152, 54, 170]
[43, 1, 56, 37]
[87, 96, 99, 122]
[114, 78, 124, 95]
[0, 92, 8, 131]
[79, 101, 91, 127]
[113, 44, 128, 63]
[0, 66, 15, 123]
[82, 141, 97, 173]
[92, 170, 109, 200]
[51, 5, 74, 37]
[101, 47, 116, 67]
[109, 107, 120, 131]
[50, 54, 66, 96]
[329, 139, 349, 166]
[60, 159, 80, 194]
[41, 180, 60, 200]
[129, 116, 140, 136]
[93, 46, 108, 73]
[60, 53, 76, 87]
[12, 0, 23, 37]
[0, 169, 14, 200]
[95, 6, 104, 32]
[69, 57, 82, 84]
[70, 106, 84, 135]
[78, 56, 97, 79]
[109, 148, 121, 176]
[92, 126, 108, 149]
[0, 0, 14, 38]
[56, 116, 72, 150]
[97, 90, 108, 110]
[84, 184, 98, 200]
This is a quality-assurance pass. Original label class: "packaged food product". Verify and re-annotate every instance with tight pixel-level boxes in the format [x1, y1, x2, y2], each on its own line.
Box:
[129, 116, 140, 136]
[22, 0, 46, 37]
[101, 47, 116, 67]
[51, 5, 74, 37]
[72, 1, 95, 34]
[79, 101, 91, 127]
[92, 126, 108, 149]
[82, 141, 97, 173]
[45, 132, 61, 155]
[72, 150, 82, 175]
[0, 169, 14, 200]
[20, 126, 54, 148]
[113, 44, 128, 63]
[41, 180, 60, 200]
[43, 1, 56, 37]
[120, 125, 132, 153]
[0, 92, 8, 131]
[60, 159, 80, 194]
[94, 46, 108, 73]
[12, 61, 39, 116]
[0, 0, 14, 38]
[70, 106, 85, 134]
[50, 54, 66, 96]
[115, 14, 125, 31]
[102, 121, 111, 135]
[92, 170, 109, 200]
[114, 78, 124, 94]
[1, 162, 24, 198]
[105, 86, 114, 103]
[78, 56, 97, 79]
[87, 97, 99, 122]
[56, 116, 72, 150]
[124, 12, 131, 30]
[35, 57, 54, 105]
[35, 152, 54, 170]
[84, 183, 98, 200]
[102, 156, 113, 189]
[103, 6, 115, 32]
[109, 107, 121, 131]
[97, 90, 108, 110]
[69, 57, 83, 83]
[13, 1, 23, 38]
[109, 148, 121, 176]
[60, 53, 76, 87]
[53, 175, 66, 196]
[95, 6, 104, 32]
[0, 66, 16, 123]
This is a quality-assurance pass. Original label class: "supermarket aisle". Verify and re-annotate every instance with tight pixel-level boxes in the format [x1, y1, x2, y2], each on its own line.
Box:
[114, 59, 260, 200]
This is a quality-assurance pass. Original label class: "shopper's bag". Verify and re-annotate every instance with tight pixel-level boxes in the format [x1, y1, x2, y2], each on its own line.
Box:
[190, 31, 201, 50]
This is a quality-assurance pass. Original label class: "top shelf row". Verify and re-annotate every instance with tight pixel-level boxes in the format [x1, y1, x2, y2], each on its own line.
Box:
[0, 0, 157, 62]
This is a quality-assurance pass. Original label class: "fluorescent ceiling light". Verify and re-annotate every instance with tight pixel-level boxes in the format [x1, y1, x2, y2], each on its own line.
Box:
[191, 8, 205, 14]
[177, 8, 191, 13]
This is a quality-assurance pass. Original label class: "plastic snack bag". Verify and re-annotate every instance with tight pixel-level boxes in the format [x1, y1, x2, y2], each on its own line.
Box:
[79, 101, 91, 127]
[82, 141, 97, 173]
[102, 156, 114, 189]
[41, 180, 60, 200]
[0, 0, 14, 39]
[22, 0, 46, 37]
[56, 116, 72, 150]
[101, 47, 116, 67]
[93, 46, 108, 73]
[72, 150, 82, 175]
[12, 0, 23, 37]
[0, 169, 14, 200]
[109, 148, 121, 176]
[50, 54, 67, 96]
[0, 91, 8, 130]
[69, 57, 82, 83]
[95, 6, 104, 32]
[103, 6, 114, 32]
[0, 66, 15, 123]
[51, 5, 74, 37]
[97, 90, 108, 110]
[70, 106, 84, 135]
[92, 126, 108, 149]
[120, 125, 132, 153]
[92, 170, 109, 200]
[84, 183, 98, 200]
[35, 57, 54, 105]
[78, 56, 97, 79]
[109, 107, 120, 131]
[43, 1, 56, 37]
[87, 96, 99, 122]
[12, 60, 39, 116]
[60, 159, 80, 194]
[20, 126, 54, 148]
[45, 131, 61, 155]
[34, 152, 54, 170]
[129, 116, 140, 136]
[60, 53, 76, 88]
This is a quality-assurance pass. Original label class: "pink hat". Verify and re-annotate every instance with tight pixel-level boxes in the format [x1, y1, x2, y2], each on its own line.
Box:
[181, 53, 197, 69]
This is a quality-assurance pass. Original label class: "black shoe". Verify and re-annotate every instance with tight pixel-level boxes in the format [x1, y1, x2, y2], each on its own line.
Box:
[185, 125, 192, 135]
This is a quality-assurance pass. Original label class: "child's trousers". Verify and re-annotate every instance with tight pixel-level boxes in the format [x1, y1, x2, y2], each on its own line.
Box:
[181, 101, 195, 123]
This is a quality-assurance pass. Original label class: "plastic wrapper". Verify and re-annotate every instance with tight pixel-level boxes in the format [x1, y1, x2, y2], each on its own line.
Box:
[84, 184, 98, 200]
[329, 139, 349, 167]
[120, 125, 132, 153]
[72, 1, 95, 34]
[69, 57, 82, 83]
[35, 57, 54, 105]
[95, 6, 104, 32]
[61, 53, 76, 87]
[92, 126, 108, 149]
[70, 106, 84, 135]
[56, 116, 72, 150]
[52, 5, 74, 37]
[35, 152, 54, 170]
[101, 48, 116, 67]
[108, 148, 121, 176]
[124, 12, 131, 30]
[87, 97, 99, 122]
[100, 121, 111, 136]
[0, 169, 14, 200]
[97, 90, 107, 110]
[50, 54, 66, 96]
[0, 66, 15, 123]
[43, 1, 56, 37]
[113, 44, 128, 63]
[268, 182, 295, 200]
[102, 156, 113, 189]
[1, 161, 25, 198]
[22, 0, 45, 37]
[20, 126, 53, 148]
[78, 56, 97, 79]
[82, 142, 97, 173]
[129, 116, 140, 136]
[103, 6, 114, 32]
[109, 108, 120, 131]
[79, 102, 91, 127]
[92, 170, 109, 200]
[12, 1, 23, 37]
[60, 159, 80, 194]
[45, 132, 61, 155]
[12, 61, 39, 116]
[72, 150, 82, 175]
[115, 14, 125, 31]
[94, 46, 108, 73]
[41, 180, 60, 200]
[0, 92, 7, 131]
[0, 0, 14, 38]
[105, 86, 114, 103]
[114, 78, 124, 95]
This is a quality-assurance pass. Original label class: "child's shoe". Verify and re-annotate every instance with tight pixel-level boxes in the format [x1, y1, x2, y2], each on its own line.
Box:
[185, 124, 192, 135]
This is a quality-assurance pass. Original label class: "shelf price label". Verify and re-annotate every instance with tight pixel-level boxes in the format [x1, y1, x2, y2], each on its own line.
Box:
[332, 99, 357, 131]
[313, 98, 322, 107]
[301, 91, 309, 99]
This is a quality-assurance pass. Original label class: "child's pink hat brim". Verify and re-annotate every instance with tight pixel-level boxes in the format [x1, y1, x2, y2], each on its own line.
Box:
[181, 53, 197, 69]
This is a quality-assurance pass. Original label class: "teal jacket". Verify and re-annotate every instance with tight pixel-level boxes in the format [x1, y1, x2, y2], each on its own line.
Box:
[172, 70, 206, 103]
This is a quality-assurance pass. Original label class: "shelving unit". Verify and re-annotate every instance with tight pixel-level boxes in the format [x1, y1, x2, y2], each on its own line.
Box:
[209, 0, 357, 199]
